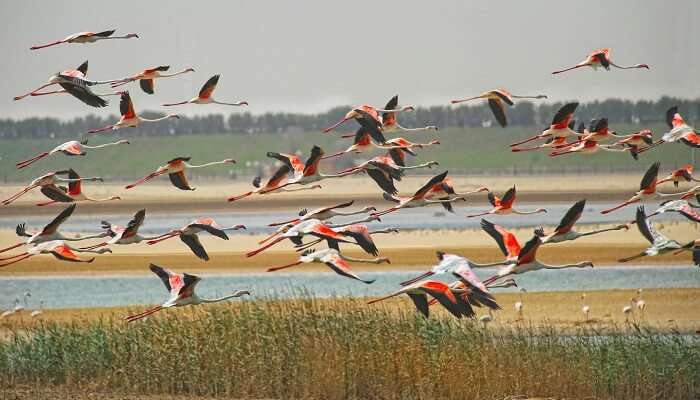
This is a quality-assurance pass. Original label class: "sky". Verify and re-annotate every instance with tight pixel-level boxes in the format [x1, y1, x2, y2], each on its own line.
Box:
[0, 0, 697, 120]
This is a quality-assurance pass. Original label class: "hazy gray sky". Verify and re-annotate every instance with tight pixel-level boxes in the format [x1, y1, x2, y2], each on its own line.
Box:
[1, 0, 697, 120]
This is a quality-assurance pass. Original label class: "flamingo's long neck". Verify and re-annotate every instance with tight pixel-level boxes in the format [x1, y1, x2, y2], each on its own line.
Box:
[341, 255, 385, 264]
[512, 208, 545, 215]
[394, 122, 437, 132]
[540, 261, 589, 270]
[187, 160, 230, 169]
[62, 232, 108, 241]
[140, 115, 178, 123]
[320, 169, 362, 178]
[200, 291, 249, 303]
[83, 141, 125, 150]
[281, 186, 319, 192]
[160, 69, 193, 78]
[213, 100, 247, 106]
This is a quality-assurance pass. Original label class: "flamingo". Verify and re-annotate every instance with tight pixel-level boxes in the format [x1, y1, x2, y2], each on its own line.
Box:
[322, 129, 439, 160]
[266, 248, 387, 284]
[565, 118, 624, 144]
[623, 301, 634, 322]
[601, 162, 682, 214]
[548, 139, 630, 157]
[77, 209, 172, 251]
[635, 289, 646, 321]
[514, 288, 526, 320]
[269, 145, 364, 188]
[163, 75, 248, 107]
[372, 171, 486, 217]
[30, 301, 44, 318]
[434, 262, 502, 317]
[610, 129, 654, 160]
[482, 234, 593, 286]
[580, 293, 591, 322]
[246, 219, 355, 258]
[400, 251, 509, 286]
[479, 309, 494, 326]
[125, 264, 250, 322]
[511, 120, 583, 153]
[450, 88, 547, 127]
[87, 92, 179, 134]
[1, 170, 102, 206]
[641, 107, 700, 153]
[657, 164, 700, 187]
[647, 197, 700, 223]
[551, 48, 649, 74]
[294, 222, 397, 256]
[510, 102, 580, 147]
[480, 219, 524, 265]
[111, 66, 195, 94]
[337, 155, 439, 195]
[125, 156, 235, 191]
[146, 219, 246, 261]
[1, 300, 19, 318]
[0, 204, 108, 254]
[367, 280, 472, 319]
[227, 167, 321, 202]
[267, 201, 377, 227]
[14, 70, 123, 108]
[30, 30, 138, 50]
[534, 199, 628, 244]
[380, 95, 437, 132]
[323, 103, 414, 134]
[618, 206, 683, 263]
[0, 240, 111, 268]
[31, 169, 119, 207]
[466, 186, 546, 218]
[16, 139, 129, 169]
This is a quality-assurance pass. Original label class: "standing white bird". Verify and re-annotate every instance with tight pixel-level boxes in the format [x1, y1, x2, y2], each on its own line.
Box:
[635, 289, 646, 321]
[31, 301, 44, 318]
[125, 264, 250, 322]
[515, 288, 526, 320]
[581, 293, 591, 322]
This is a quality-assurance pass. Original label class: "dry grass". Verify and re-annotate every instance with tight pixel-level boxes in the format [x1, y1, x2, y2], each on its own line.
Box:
[0, 296, 698, 400]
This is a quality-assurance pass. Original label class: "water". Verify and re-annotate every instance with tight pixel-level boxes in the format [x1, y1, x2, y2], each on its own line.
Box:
[0, 201, 693, 236]
[1, 265, 698, 310]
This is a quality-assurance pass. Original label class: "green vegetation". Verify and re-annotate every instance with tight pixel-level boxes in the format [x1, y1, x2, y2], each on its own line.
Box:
[0, 298, 698, 399]
[0, 123, 695, 183]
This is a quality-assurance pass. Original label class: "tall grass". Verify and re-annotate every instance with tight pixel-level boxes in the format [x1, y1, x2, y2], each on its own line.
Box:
[0, 298, 698, 399]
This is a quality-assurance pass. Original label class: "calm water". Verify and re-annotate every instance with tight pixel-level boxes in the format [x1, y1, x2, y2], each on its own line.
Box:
[0, 201, 693, 236]
[1, 265, 698, 310]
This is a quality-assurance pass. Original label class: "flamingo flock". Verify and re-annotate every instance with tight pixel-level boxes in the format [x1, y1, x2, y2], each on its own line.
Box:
[2, 31, 697, 325]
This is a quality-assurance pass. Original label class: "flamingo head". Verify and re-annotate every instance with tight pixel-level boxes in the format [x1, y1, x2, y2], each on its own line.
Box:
[126, 33, 139, 39]
[429, 139, 441, 145]
[580, 261, 594, 268]
[234, 224, 247, 230]
[224, 159, 236, 164]
[635, 64, 650, 69]
[311, 185, 322, 190]
[238, 101, 249, 106]
[168, 114, 180, 119]
[361, 206, 377, 213]
[427, 161, 440, 168]
[536, 208, 547, 214]
[96, 248, 112, 254]
[401, 105, 416, 112]
[118, 140, 130, 145]
[476, 187, 489, 193]
[377, 257, 391, 264]
[184, 67, 196, 73]
[109, 196, 121, 201]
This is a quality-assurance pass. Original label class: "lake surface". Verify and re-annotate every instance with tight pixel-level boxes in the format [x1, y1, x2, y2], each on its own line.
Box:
[1, 265, 698, 310]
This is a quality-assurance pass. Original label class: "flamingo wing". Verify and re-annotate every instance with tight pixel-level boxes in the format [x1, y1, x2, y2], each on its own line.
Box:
[635, 206, 658, 245]
[407, 293, 430, 317]
[493, 89, 514, 106]
[500, 186, 516, 208]
[51, 245, 91, 262]
[487, 98, 508, 127]
[198, 75, 219, 99]
[550, 102, 579, 128]
[188, 223, 229, 240]
[303, 145, 323, 176]
[487, 191, 498, 207]
[388, 148, 407, 166]
[265, 165, 292, 189]
[123, 209, 146, 237]
[665, 106, 682, 129]
[381, 95, 398, 127]
[149, 263, 177, 292]
[57, 78, 108, 108]
[119, 92, 137, 118]
[139, 79, 155, 94]
[145, 65, 170, 74]
[554, 199, 586, 234]
[40, 185, 73, 202]
[341, 226, 378, 256]
[367, 169, 398, 195]
[413, 171, 449, 199]
[516, 235, 542, 265]
[354, 109, 386, 144]
[42, 204, 76, 234]
[421, 281, 465, 318]
[452, 263, 487, 293]
[324, 254, 374, 283]
[680, 132, 700, 148]
[639, 162, 660, 192]
[677, 204, 700, 223]
[62, 141, 84, 155]
[168, 171, 194, 191]
[94, 30, 116, 38]
[76, 60, 89, 75]
[266, 152, 298, 170]
[480, 219, 521, 258]
[180, 234, 209, 261]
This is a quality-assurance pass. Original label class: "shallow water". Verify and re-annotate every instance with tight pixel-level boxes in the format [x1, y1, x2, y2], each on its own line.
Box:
[1, 265, 698, 309]
[0, 201, 691, 236]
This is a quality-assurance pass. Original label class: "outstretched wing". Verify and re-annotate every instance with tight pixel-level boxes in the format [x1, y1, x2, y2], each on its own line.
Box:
[516, 235, 541, 265]
[500, 186, 516, 208]
[381, 95, 399, 127]
[199, 75, 219, 99]
[635, 206, 660, 245]
[42, 204, 76, 234]
[555, 199, 586, 234]
[550, 102, 579, 128]
[123, 209, 146, 237]
[639, 162, 660, 192]
[119, 91, 136, 118]
[487, 98, 507, 127]
[413, 171, 449, 199]
[303, 145, 323, 176]
[180, 234, 209, 261]
[481, 219, 521, 258]
[169, 171, 194, 191]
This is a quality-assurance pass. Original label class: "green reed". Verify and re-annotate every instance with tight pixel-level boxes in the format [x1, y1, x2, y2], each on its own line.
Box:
[0, 298, 698, 399]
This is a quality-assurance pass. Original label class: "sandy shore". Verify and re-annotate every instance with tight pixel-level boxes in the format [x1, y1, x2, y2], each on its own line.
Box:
[2, 173, 693, 216]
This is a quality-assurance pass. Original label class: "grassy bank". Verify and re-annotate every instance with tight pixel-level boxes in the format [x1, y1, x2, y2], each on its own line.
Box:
[1, 298, 698, 399]
[0, 123, 690, 183]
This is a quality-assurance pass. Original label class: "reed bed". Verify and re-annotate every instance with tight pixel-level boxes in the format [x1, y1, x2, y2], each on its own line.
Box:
[0, 297, 698, 400]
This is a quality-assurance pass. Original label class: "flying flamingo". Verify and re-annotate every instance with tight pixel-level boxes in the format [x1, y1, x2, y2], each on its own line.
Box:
[534, 199, 628, 244]
[611, 129, 654, 160]
[400, 251, 510, 287]
[481, 234, 593, 286]
[600, 162, 682, 214]
[163, 75, 248, 107]
[87, 92, 179, 134]
[466, 186, 547, 218]
[322, 129, 439, 160]
[266, 248, 387, 284]
[269, 145, 364, 188]
[675, 240, 700, 267]
[125, 264, 250, 322]
[510, 102, 580, 147]
[511, 120, 582, 153]
[267, 201, 377, 227]
[323, 103, 414, 134]
[146, 218, 246, 261]
[14, 70, 123, 108]
[0, 204, 107, 254]
[372, 171, 486, 217]
[0, 240, 111, 268]
[111, 66, 195, 94]
[77, 209, 172, 251]
[657, 164, 700, 187]
[641, 107, 700, 153]
[30, 30, 138, 50]
[2, 170, 102, 206]
[246, 219, 356, 258]
[337, 155, 439, 195]
[125, 156, 235, 191]
[551, 48, 649, 74]
[380, 95, 437, 132]
[16, 139, 129, 169]
[647, 198, 700, 223]
[450, 89, 547, 127]
[294, 222, 397, 256]
[32, 169, 119, 207]
[480, 219, 524, 265]
[367, 280, 471, 319]
[618, 206, 682, 263]
[548, 139, 630, 157]
[226, 167, 321, 203]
